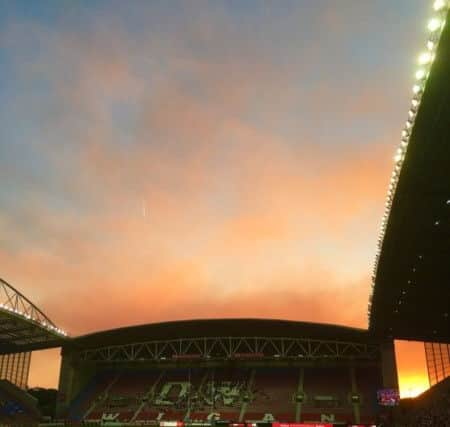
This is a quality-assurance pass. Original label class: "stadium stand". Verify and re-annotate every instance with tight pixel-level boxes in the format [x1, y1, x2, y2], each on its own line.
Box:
[245, 367, 298, 421]
[68, 371, 118, 421]
[65, 361, 383, 425]
[302, 367, 352, 423]
[79, 367, 255, 422]
[94, 370, 152, 421]
[396, 377, 450, 427]
[83, 371, 152, 421]
[52, 319, 389, 426]
[0, 379, 40, 424]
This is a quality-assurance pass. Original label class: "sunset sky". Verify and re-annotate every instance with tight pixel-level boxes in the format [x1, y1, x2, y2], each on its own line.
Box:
[0, 0, 431, 396]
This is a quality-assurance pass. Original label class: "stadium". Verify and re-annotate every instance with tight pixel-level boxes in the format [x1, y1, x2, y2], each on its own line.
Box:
[1, 2, 450, 427]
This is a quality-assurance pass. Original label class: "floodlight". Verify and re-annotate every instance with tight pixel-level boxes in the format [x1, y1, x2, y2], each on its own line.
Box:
[433, 0, 446, 11]
[428, 18, 442, 32]
[418, 52, 432, 64]
[415, 69, 426, 80]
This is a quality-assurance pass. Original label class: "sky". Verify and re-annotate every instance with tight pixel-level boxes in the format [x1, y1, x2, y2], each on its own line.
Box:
[0, 0, 432, 396]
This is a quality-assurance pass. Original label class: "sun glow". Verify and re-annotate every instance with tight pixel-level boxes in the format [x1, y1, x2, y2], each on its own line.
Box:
[395, 341, 430, 399]
[399, 376, 430, 398]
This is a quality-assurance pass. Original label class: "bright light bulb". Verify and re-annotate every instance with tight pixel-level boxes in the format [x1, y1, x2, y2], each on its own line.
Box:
[418, 52, 432, 64]
[411, 99, 419, 107]
[413, 84, 422, 94]
[427, 40, 435, 51]
[428, 18, 442, 32]
[433, 0, 446, 11]
[415, 69, 426, 80]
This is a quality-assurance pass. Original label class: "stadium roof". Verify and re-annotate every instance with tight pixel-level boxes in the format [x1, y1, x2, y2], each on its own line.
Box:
[369, 8, 450, 343]
[0, 278, 67, 354]
[68, 318, 375, 351]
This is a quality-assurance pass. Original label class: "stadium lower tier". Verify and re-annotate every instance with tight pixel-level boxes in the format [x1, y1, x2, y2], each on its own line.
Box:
[395, 377, 450, 427]
[66, 366, 382, 425]
[0, 379, 40, 424]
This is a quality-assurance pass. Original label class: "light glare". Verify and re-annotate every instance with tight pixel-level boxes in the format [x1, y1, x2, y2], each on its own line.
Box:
[428, 18, 442, 32]
[415, 69, 426, 80]
[433, 0, 446, 11]
[394, 153, 403, 163]
[418, 52, 432, 64]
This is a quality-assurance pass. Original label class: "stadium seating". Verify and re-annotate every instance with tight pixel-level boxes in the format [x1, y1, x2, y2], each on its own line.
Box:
[69, 370, 116, 421]
[303, 367, 350, 408]
[87, 370, 162, 422]
[301, 367, 353, 423]
[207, 367, 250, 415]
[67, 365, 382, 423]
[245, 367, 298, 421]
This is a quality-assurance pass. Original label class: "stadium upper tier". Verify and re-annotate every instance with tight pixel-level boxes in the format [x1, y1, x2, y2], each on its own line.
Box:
[59, 319, 388, 365]
[0, 278, 67, 354]
[369, 9, 450, 343]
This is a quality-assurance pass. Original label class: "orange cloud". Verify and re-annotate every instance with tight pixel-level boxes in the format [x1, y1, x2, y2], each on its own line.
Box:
[0, 9, 423, 391]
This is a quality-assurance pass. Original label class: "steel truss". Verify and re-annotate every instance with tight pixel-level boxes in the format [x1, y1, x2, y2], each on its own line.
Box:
[0, 278, 67, 354]
[0, 278, 59, 329]
[79, 336, 380, 362]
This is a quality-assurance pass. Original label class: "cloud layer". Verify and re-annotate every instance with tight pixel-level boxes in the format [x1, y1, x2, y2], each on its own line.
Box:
[1, 0, 429, 392]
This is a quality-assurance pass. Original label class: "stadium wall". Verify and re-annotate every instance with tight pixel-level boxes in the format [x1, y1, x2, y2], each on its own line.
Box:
[380, 341, 398, 389]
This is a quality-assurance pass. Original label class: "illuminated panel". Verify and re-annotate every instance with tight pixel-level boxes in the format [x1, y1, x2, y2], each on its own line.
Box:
[425, 342, 450, 385]
[0, 351, 31, 389]
[376, 388, 400, 406]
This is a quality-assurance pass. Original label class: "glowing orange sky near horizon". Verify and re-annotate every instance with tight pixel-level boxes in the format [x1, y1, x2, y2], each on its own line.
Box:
[0, 0, 433, 397]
